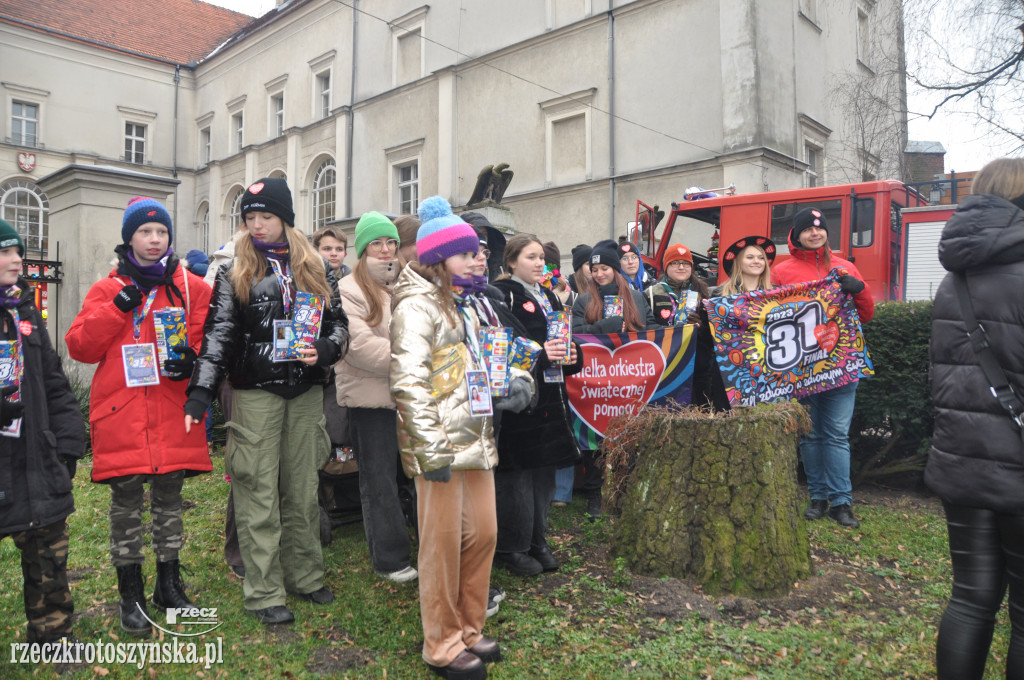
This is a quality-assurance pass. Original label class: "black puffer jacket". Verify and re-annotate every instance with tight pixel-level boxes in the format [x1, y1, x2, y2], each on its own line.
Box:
[926, 193, 1024, 513]
[0, 281, 85, 533]
[189, 262, 349, 396]
[491, 278, 583, 470]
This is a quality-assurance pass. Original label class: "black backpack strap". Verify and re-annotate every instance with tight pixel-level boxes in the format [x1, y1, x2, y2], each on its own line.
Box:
[953, 272, 1024, 431]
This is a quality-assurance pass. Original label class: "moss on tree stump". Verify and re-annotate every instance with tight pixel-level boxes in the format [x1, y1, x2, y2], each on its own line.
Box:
[607, 402, 812, 597]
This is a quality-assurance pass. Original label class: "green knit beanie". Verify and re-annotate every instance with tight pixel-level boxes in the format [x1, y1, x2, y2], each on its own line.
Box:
[0, 219, 24, 255]
[354, 211, 399, 258]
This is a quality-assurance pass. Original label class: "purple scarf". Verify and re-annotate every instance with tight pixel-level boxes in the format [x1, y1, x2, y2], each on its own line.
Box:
[0, 284, 20, 310]
[125, 246, 172, 284]
[253, 239, 290, 262]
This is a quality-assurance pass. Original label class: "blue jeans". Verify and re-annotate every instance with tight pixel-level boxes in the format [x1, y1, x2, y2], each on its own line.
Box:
[798, 381, 857, 507]
[553, 466, 574, 503]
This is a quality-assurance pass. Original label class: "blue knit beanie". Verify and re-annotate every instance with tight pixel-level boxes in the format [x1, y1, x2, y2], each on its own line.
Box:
[416, 196, 479, 265]
[122, 197, 173, 243]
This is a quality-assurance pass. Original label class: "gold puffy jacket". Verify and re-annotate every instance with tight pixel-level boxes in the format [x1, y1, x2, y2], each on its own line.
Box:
[389, 266, 533, 477]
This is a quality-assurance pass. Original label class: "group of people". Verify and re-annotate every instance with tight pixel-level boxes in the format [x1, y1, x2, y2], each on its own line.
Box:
[16, 157, 1024, 679]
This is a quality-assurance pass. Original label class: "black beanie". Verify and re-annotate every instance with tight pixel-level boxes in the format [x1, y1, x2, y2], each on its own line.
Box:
[241, 177, 295, 226]
[589, 239, 622, 273]
[571, 244, 592, 271]
[790, 207, 828, 246]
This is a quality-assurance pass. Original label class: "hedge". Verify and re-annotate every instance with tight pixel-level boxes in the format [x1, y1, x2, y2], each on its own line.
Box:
[849, 300, 934, 484]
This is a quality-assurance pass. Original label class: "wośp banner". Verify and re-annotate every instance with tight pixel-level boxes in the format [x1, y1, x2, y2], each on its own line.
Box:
[565, 326, 696, 450]
[703, 272, 873, 408]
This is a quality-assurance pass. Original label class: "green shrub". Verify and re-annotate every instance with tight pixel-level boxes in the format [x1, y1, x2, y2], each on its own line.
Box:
[850, 300, 933, 484]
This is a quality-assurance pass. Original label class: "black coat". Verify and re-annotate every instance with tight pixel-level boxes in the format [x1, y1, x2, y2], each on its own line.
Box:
[926, 194, 1024, 512]
[190, 261, 349, 395]
[0, 281, 85, 533]
[490, 278, 583, 470]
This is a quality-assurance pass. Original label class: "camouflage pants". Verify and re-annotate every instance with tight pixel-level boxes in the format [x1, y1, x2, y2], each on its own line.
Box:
[109, 472, 185, 566]
[2, 518, 74, 643]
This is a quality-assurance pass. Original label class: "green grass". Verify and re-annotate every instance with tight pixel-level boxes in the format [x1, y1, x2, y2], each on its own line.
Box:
[0, 457, 1012, 679]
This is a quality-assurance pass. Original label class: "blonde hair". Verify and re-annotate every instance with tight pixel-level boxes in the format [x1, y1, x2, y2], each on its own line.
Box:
[354, 251, 405, 328]
[409, 261, 458, 326]
[972, 158, 1024, 202]
[231, 226, 333, 305]
[720, 245, 773, 296]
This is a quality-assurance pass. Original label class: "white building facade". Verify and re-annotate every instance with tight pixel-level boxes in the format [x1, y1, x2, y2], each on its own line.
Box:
[1, 0, 907, 343]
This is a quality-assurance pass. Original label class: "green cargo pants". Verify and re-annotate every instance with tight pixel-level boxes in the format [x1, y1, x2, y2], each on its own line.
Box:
[227, 388, 330, 610]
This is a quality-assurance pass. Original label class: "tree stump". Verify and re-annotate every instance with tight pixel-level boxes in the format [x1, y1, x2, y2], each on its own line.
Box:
[608, 402, 812, 597]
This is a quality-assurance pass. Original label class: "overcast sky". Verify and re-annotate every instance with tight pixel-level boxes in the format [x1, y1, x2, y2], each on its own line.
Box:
[205, 0, 1003, 175]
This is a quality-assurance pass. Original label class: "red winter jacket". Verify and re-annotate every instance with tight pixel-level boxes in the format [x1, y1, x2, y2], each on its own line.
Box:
[65, 265, 213, 482]
[770, 235, 875, 323]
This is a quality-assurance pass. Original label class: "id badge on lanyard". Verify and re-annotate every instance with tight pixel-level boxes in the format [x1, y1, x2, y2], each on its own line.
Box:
[460, 306, 492, 418]
[122, 284, 161, 388]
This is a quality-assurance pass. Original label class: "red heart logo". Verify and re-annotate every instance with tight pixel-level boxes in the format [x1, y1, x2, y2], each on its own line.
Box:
[660, 309, 671, 319]
[522, 301, 536, 314]
[566, 341, 665, 437]
[813, 322, 839, 353]
[18, 320, 32, 336]
[249, 182, 264, 194]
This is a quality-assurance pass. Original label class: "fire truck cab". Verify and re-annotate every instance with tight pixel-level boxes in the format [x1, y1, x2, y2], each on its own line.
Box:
[632, 180, 930, 302]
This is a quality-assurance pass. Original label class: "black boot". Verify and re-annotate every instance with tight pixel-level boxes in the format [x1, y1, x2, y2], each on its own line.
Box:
[586, 492, 602, 521]
[116, 564, 151, 637]
[153, 560, 194, 610]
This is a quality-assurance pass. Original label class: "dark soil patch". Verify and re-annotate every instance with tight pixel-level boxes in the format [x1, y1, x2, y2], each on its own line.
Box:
[65, 567, 96, 583]
[544, 484, 939, 629]
[305, 645, 375, 674]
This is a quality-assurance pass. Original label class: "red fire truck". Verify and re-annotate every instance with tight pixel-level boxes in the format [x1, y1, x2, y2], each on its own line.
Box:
[631, 180, 960, 302]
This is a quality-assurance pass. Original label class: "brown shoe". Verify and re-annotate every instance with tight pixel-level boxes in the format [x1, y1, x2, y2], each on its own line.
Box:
[426, 650, 486, 680]
[469, 636, 502, 664]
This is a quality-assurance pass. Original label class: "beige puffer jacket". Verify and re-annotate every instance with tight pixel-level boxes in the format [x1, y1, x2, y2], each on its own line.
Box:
[335, 263, 399, 409]
[390, 266, 533, 477]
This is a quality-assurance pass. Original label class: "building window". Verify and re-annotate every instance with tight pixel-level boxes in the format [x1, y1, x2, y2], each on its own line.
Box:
[197, 203, 210, 252]
[0, 181, 48, 258]
[232, 113, 244, 152]
[857, 7, 870, 64]
[317, 72, 331, 119]
[200, 126, 211, 164]
[805, 144, 822, 187]
[391, 6, 427, 87]
[397, 162, 419, 215]
[11, 101, 38, 147]
[311, 159, 337, 230]
[540, 88, 596, 186]
[229, 188, 244, 232]
[271, 94, 284, 137]
[124, 123, 146, 164]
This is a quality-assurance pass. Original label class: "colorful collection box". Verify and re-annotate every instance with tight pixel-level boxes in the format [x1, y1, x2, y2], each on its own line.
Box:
[152, 307, 187, 377]
[273, 293, 325, 362]
[478, 327, 512, 397]
[545, 311, 573, 365]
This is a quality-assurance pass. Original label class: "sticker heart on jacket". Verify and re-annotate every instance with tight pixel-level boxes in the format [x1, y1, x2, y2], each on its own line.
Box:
[18, 320, 32, 336]
[565, 340, 665, 437]
[813, 322, 840, 353]
[660, 308, 671, 319]
[522, 301, 536, 314]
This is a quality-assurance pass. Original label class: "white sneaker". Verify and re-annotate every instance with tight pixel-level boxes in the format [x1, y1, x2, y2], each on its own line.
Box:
[377, 566, 418, 583]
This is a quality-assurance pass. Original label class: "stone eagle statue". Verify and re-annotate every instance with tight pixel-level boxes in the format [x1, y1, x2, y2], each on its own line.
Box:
[467, 163, 514, 207]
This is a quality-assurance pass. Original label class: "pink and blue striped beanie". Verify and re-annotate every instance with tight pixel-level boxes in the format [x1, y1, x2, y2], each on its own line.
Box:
[416, 196, 479, 265]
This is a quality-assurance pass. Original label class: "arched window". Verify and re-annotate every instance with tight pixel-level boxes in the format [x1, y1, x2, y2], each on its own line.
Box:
[196, 202, 210, 252]
[229, 188, 244, 232]
[311, 159, 336, 230]
[0, 181, 48, 258]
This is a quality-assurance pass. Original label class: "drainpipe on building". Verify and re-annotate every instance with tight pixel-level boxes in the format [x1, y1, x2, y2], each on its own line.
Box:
[607, 8, 616, 240]
[172, 64, 181, 246]
[345, 1, 359, 218]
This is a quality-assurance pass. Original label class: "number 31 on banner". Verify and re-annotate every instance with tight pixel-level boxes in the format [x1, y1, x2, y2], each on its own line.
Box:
[765, 301, 824, 372]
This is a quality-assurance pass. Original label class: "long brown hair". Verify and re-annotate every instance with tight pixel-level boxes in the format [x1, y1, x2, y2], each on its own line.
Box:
[720, 245, 773, 296]
[501, 233, 544, 278]
[585, 271, 644, 331]
[231, 226, 333, 305]
[354, 252, 404, 328]
[408, 261, 458, 326]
